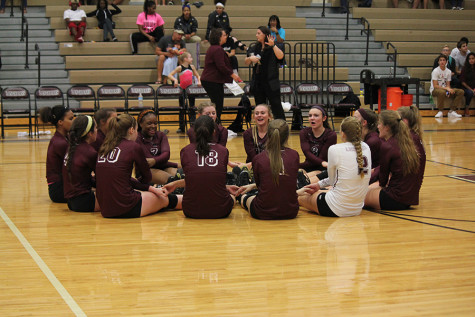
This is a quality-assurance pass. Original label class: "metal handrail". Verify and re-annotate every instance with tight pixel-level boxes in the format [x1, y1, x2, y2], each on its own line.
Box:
[360, 17, 370, 66]
[322, 0, 326, 17]
[24, 20, 29, 69]
[35, 44, 41, 86]
[345, 8, 351, 40]
[387, 42, 397, 78]
[9, 0, 13, 17]
[20, 5, 25, 41]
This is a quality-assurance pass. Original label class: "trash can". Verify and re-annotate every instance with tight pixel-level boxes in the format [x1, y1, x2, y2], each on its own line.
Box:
[401, 94, 414, 107]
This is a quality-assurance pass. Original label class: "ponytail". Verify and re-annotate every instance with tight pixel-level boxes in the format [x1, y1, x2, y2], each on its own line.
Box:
[194, 115, 215, 157]
[379, 110, 419, 175]
[99, 114, 136, 156]
[266, 119, 289, 185]
[66, 115, 96, 177]
[398, 105, 423, 141]
[39, 105, 69, 127]
[341, 116, 364, 178]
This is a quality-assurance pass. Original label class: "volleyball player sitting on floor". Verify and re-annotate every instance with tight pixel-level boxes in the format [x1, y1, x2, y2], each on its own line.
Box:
[62, 115, 100, 213]
[40, 106, 74, 203]
[298, 116, 371, 217]
[90, 109, 117, 152]
[237, 119, 300, 220]
[353, 108, 381, 170]
[187, 102, 227, 147]
[398, 105, 426, 194]
[364, 110, 422, 211]
[164, 115, 239, 219]
[228, 104, 273, 170]
[135, 109, 181, 185]
[299, 106, 337, 182]
[95, 114, 182, 218]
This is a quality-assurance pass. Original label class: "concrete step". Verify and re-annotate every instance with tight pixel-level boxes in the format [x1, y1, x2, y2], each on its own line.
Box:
[0, 37, 58, 43]
[1, 64, 66, 70]
[1, 24, 51, 30]
[0, 17, 49, 25]
[1, 43, 59, 51]
[1, 29, 52, 38]
[2, 56, 64, 64]
[0, 78, 70, 86]
[1, 50, 61, 57]
[0, 70, 68, 79]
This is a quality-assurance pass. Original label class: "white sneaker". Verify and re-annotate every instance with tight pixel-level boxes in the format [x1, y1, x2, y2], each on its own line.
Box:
[448, 110, 462, 118]
[451, 6, 457, 9]
[435, 111, 443, 118]
[458, 6, 464, 10]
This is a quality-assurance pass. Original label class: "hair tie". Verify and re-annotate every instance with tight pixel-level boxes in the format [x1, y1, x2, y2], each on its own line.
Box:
[397, 118, 402, 122]
[311, 105, 327, 118]
[357, 108, 370, 122]
[137, 109, 155, 124]
[81, 116, 93, 137]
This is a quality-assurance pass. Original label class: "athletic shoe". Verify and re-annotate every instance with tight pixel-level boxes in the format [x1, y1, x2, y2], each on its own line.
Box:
[452, 6, 457, 9]
[77, 36, 84, 43]
[297, 170, 311, 190]
[237, 170, 250, 187]
[168, 1, 174, 5]
[112, 37, 118, 42]
[176, 127, 185, 133]
[458, 6, 464, 10]
[448, 110, 462, 118]
[232, 166, 242, 177]
[226, 172, 237, 185]
[434, 111, 443, 118]
[192, 1, 203, 8]
[176, 168, 185, 180]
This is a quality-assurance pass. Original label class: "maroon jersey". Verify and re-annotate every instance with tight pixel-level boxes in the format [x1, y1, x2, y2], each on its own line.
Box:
[379, 135, 425, 206]
[180, 143, 233, 218]
[96, 139, 152, 218]
[90, 129, 105, 152]
[299, 127, 337, 171]
[62, 142, 97, 199]
[187, 124, 227, 147]
[243, 128, 268, 163]
[46, 131, 68, 184]
[252, 148, 300, 220]
[364, 131, 382, 169]
[136, 131, 177, 169]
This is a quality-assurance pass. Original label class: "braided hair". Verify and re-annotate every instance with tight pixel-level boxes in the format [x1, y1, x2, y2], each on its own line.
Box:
[341, 116, 364, 178]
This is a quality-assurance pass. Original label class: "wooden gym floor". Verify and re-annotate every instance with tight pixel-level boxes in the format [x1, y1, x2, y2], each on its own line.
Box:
[1, 117, 475, 316]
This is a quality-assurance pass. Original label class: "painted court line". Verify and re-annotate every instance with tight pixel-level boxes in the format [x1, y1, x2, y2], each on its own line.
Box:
[0, 207, 86, 317]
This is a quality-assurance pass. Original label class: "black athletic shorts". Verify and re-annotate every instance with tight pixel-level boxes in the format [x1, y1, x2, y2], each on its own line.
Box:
[316, 193, 338, 217]
[67, 191, 95, 212]
[379, 189, 410, 211]
[48, 181, 67, 203]
[114, 197, 143, 219]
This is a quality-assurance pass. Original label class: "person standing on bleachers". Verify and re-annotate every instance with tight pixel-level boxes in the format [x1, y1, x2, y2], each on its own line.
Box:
[130, 1, 165, 55]
[431, 54, 464, 118]
[174, 3, 201, 43]
[451, 39, 470, 76]
[64, 0, 87, 43]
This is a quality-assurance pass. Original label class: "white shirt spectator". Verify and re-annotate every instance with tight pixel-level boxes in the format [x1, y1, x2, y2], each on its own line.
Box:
[451, 48, 471, 69]
[64, 9, 86, 22]
[430, 66, 452, 94]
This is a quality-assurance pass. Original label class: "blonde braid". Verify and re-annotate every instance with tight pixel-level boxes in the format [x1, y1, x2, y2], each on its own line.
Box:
[341, 116, 364, 178]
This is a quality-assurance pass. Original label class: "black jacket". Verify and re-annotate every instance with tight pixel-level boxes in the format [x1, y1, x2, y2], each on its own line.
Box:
[86, 4, 121, 27]
[174, 15, 198, 35]
[206, 10, 230, 40]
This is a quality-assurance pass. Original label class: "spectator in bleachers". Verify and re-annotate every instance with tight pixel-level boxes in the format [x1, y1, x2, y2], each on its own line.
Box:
[451, 39, 470, 76]
[205, 2, 229, 41]
[0, 0, 26, 14]
[86, 0, 121, 42]
[268, 15, 286, 66]
[64, 0, 87, 44]
[460, 52, 475, 116]
[432, 45, 459, 88]
[174, 4, 201, 43]
[130, 1, 164, 55]
[450, 0, 464, 9]
[222, 28, 239, 76]
[155, 29, 187, 84]
[431, 54, 464, 118]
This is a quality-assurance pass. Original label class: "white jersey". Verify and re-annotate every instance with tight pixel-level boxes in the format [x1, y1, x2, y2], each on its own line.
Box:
[318, 142, 371, 217]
